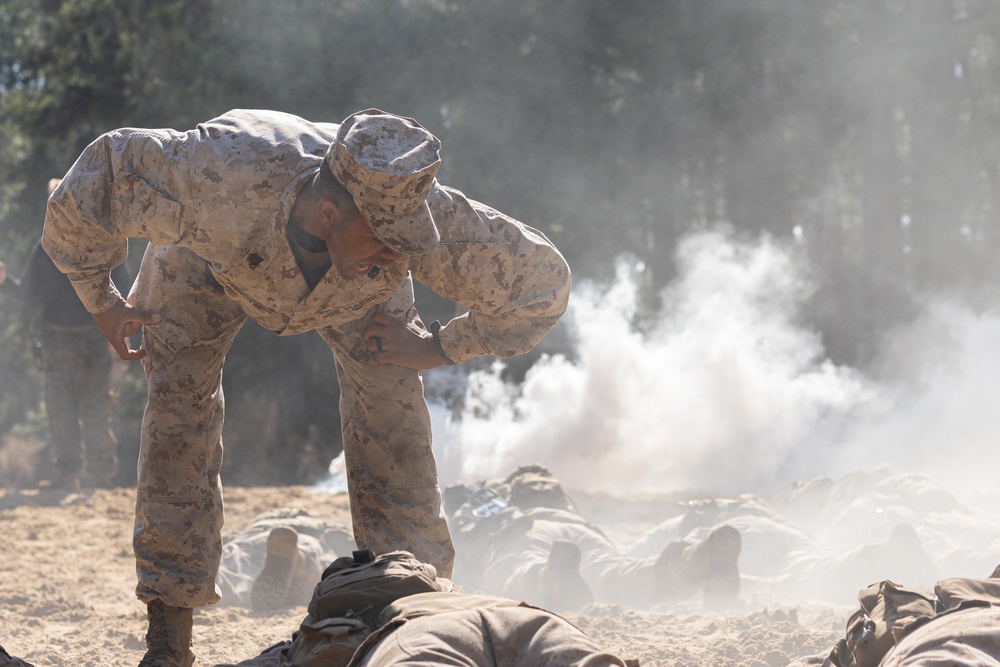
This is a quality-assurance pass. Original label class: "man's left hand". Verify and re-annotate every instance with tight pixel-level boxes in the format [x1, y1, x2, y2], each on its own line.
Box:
[362, 311, 447, 370]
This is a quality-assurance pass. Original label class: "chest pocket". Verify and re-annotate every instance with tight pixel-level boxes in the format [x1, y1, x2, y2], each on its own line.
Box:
[311, 271, 411, 334]
[210, 262, 298, 334]
[115, 168, 184, 245]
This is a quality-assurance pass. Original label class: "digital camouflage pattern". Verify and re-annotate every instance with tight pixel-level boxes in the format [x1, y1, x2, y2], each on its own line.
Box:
[43, 109, 570, 363]
[328, 109, 441, 254]
[41, 109, 570, 608]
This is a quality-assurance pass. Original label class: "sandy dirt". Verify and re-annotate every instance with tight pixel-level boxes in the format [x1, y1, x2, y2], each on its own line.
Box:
[0, 485, 850, 667]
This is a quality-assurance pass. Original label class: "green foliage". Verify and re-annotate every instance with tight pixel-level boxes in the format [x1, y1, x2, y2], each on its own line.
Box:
[0, 315, 42, 440]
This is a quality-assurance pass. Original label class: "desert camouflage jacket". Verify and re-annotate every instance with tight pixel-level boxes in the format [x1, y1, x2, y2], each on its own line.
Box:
[42, 109, 570, 364]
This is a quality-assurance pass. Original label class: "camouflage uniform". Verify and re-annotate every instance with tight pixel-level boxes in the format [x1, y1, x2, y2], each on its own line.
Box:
[0, 237, 129, 488]
[355, 592, 632, 667]
[451, 468, 741, 610]
[42, 109, 571, 608]
[216, 509, 354, 609]
[482, 507, 671, 608]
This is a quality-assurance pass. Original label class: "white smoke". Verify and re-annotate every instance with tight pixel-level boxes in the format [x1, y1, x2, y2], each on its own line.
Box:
[840, 300, 1000, 494]
[429, 227, 1000, 499]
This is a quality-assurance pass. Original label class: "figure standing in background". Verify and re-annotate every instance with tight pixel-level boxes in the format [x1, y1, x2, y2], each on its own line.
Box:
[0, 178, 132, 490]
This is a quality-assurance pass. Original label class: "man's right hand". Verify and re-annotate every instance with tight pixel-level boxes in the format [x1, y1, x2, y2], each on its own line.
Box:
[92, 299, 162, 361]
[0, 260, 6, 286]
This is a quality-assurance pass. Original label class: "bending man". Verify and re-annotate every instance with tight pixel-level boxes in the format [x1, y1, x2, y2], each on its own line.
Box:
[42, 108, 571, 667]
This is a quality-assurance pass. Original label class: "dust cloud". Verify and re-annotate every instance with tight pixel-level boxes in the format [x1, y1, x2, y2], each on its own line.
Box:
[426, 226, 1000, 502]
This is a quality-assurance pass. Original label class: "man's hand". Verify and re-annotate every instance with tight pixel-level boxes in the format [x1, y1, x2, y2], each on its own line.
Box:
[92, 299, 162, 361]
[362, 311, 448, 370]
[0, 260, 6, 286]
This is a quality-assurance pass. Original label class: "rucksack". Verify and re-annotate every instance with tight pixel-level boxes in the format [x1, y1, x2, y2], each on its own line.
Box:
[279, 549, 452, 667]
[820, 575, 1000, 667]
[826, 580, 938, 667]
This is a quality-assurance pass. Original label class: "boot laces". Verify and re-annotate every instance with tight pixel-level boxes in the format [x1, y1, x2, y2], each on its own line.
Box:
[138, 601, 191, 667]
[146, 601, 178, 650]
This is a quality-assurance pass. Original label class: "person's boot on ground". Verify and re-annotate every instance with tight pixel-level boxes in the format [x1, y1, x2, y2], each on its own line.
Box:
[655, 525, 742, 608]
[653, 541, 700, 601]
[45, 470, 80, 491]
[534, 539, 594, 612]
[83, 461, 118, 489]
[0, 644, 35, 667]
[692, 525, 742, 608]
[139, 599, 194, 667]
[251, 527, 302, 611]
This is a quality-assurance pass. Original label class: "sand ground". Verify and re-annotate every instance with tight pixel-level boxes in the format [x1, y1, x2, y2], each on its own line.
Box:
[0, 485, 849, 667]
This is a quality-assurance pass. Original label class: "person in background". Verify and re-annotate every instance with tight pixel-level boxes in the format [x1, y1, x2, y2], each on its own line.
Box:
[42, 108, 571, 667]
[1, 573, 638, 667]
[215, 508, 354, 611]
[0, 178, 132, 490]
[446, 465, 743, 612]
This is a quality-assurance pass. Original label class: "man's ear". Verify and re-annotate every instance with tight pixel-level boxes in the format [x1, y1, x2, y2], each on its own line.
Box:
[316, 198, 344, 229]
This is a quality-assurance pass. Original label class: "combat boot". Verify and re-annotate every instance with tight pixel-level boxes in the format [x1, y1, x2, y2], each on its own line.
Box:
[653, 541, 700, 601]
[0, 643, 36, 667]
[84, 464, 118, 489]
[138, 599, 194, 667]
[533, 540, 593, 612]
[48, 470, 80, 491]
[251, 527, 302, 611]
[654, 525, 742, 608]
[683, 525, 742, 609]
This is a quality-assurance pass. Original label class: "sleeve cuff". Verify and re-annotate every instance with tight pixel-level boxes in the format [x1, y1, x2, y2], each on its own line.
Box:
[434, 313, 488, 365]
[429, 320, 456, 365]
[68, 272, 123, 314]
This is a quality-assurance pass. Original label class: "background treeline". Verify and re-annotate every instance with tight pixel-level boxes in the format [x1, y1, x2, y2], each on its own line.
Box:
[2, 0, 1000, 486]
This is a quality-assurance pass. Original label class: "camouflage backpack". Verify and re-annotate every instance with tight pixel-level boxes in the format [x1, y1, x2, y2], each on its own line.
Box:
[826, 580, 938, 667]
[279, 549, 452, 667]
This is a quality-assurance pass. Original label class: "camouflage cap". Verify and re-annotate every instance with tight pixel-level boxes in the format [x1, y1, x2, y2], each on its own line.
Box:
[327, 109, 441, 254]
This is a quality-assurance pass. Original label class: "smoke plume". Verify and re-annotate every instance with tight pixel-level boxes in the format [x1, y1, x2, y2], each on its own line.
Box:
[429, 226, 1000, 501]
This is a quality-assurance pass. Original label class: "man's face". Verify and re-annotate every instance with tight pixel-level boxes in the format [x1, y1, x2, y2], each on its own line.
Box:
[323, 208, 404, 281]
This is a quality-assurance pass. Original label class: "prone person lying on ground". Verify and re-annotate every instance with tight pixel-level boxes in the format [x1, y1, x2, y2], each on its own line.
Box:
[216, 508, 354, 611]
[445, 465, 743, 612]
[1, 549, 639, 667]
[629, 468, 994, 605]
[788, 562, 1000, 667]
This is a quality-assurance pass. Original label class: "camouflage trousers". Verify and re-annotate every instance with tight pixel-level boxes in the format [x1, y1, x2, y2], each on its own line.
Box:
[135, 255, 454, 608]
[39, 323, 118, 486]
